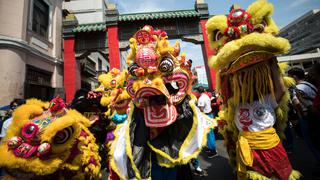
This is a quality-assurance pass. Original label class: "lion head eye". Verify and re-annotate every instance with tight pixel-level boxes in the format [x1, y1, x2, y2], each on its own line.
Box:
[261, 19, 268, 27]
[53, 127, 73, 144]
[128, 63, 139, 76]
[213, 30, 223, 41]
[159, 57, 174, 73]
[253, 24, 265, 33]
[110, 79, 117, 87]
[253, 19, 268, 33]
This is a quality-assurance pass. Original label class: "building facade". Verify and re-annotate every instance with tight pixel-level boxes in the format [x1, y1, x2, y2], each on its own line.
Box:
[278, 52, 320, 72]
[279, 9, 320, 55]
[278, 9, 320, 71]
[0, 0, 63, 106]
[63, 0, 110, 91]
[192, 65, 209, 89]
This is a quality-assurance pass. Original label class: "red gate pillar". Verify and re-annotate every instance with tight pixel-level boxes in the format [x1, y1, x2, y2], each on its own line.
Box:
[200, 19, 216, 90]
[107, 26, 120, 69]
[106, 4, 120, 69]
[63, 37, 80, 103]
[63, 13, 80, 103]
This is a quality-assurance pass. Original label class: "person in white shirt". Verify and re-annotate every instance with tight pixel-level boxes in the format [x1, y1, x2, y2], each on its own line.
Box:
[0, 117, 12, 141]
[197, 86, 217, 158]
[197, 90, 212, 114]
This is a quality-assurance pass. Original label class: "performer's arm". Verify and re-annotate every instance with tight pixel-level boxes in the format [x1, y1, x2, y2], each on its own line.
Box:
[199, 106, 205, 112]
[292, 96, 304, 118]
[271, 58, 286, 103]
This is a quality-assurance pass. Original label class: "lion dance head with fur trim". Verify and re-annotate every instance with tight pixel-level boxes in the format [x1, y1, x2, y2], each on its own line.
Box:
[126, 25, 193, 129]
[0, 97, 101, 179]
[206, 0, 291, 104]
[96, 68, 131, 118]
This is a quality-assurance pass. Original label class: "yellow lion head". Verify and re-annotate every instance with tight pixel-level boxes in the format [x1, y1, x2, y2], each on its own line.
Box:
[125, 25, 193, 128]
[96, 68, 131, 116]
[206, 0, 290, 70]
[206, 0, 290, 104]
[0, 98, 101, 179]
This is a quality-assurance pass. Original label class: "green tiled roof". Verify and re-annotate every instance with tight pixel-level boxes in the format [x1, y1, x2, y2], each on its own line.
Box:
[73, 23, 106, 33]
[72, 10, 200, 33]
[119, 10, 200, 22]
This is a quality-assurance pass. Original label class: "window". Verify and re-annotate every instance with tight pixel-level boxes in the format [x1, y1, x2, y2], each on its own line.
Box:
[32, 0, 49, 38]
[26, 67, 51, 86]
[303, 61, 313, 70]
[75, 33, 107, 51]
[98, 59, 102, 71]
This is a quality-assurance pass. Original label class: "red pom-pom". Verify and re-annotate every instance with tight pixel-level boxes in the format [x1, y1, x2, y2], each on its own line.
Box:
[21, 123, 39, 140]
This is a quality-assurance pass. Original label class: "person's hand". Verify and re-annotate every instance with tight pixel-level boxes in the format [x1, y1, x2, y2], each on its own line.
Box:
[270, 57, 279, 72]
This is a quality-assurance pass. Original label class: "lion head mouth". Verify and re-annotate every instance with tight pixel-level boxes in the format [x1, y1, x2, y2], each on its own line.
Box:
[210, 32, 290, 73]
[225, 50, 274, 74]
[135, 87, 177, 128]
[114, 99, 131, 114]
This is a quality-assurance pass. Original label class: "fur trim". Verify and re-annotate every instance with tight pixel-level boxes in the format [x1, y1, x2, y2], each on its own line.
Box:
[247, 0, 273, 26]
[26, 98, 49, 109]
[205, 15, 228, 50]
[211, 33, 290, 70]
[246, 170, 302, 180]
[4, 104, 44, 141]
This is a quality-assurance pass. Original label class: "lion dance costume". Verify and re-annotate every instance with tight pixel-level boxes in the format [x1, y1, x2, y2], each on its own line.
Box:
[95, 68, 132, 179]
[109, 25, 212, 179]
[97, 68, 131, 125]
[205, 0, 301, 179]
[0, 97, 101, 179]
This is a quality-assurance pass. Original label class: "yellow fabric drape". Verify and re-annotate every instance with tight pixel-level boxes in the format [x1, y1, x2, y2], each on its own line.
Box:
[236, 127, 280, 179]
[231, 62, 276, 105]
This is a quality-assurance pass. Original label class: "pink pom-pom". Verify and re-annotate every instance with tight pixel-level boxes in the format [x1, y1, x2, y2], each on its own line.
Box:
[37, 142, 51, 157]
[21, 123, 39, 140]
[7, 136, 23, 149]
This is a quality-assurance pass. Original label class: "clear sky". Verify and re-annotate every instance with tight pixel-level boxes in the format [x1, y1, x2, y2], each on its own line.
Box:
[110, 0, 320, 28]
[110, 0, 320, 68]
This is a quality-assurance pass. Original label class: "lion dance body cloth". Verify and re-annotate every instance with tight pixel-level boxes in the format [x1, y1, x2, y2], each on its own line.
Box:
[0, 97, 101, 179]
[95, 68, 132, 179]
[109, 25, 213, 179]
[205, 0, 301, 180]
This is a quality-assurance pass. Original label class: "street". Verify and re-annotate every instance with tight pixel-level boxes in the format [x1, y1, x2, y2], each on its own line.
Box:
[192, 133, 319, 180]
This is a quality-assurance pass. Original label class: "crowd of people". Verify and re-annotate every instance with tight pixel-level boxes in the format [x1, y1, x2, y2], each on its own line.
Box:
[285, 64, 320, 165]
